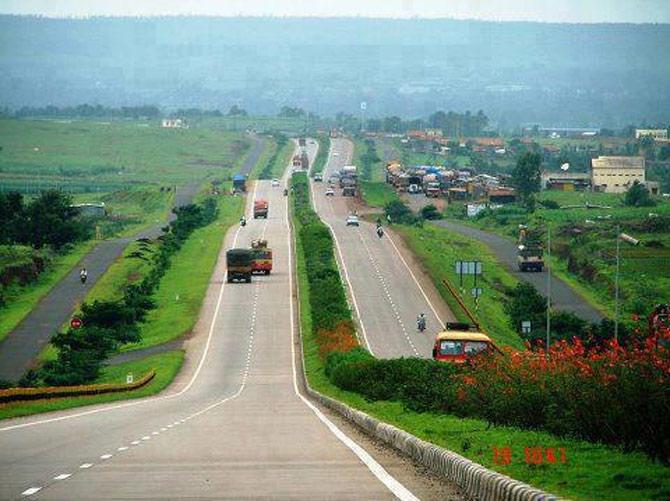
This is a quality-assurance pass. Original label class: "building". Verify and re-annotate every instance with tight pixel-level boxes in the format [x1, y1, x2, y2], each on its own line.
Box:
[487, 187, 517, 204]
[541, 171, 591, 191]
[71, 203, 106, 218]
[161, 118, 185, 128]
[635, 129, 668, 141]
[591, 156, 645, 194]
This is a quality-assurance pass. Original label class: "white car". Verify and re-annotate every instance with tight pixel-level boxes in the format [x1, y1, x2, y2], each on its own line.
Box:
[346, 215, 360, 226]
[271, 179, 280, 187]
[333, 152, 340, 157]
[325, 188, 335, 196]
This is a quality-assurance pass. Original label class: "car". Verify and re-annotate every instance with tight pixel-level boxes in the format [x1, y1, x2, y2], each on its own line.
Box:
[271, 179, 280, 187]
[325, 188, 335, 196]
[346, 215, 360, 226]
[314, 173, 323, 182]
[333, 152, 340, 157]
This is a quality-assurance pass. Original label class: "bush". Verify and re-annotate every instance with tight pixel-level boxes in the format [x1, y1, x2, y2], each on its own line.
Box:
[538, 199, 560, 209]
[420, 204, 442, 220]
[624, 180, 656, 207]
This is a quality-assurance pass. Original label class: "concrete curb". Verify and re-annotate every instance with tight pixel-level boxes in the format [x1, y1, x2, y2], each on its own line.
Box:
[303, 383, 559, 501]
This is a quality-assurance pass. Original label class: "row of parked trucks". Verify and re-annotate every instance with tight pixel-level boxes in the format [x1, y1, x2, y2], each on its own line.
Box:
[322, 164, 358, 196]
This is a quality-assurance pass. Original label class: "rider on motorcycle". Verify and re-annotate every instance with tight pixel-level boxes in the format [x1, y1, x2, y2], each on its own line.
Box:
[240, 215, 247, 227]
[80, 267, 88, 284]
[417, 313, 426, 332]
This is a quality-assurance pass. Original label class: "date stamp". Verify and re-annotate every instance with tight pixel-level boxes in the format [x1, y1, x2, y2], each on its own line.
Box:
[493, 446, 567, 465]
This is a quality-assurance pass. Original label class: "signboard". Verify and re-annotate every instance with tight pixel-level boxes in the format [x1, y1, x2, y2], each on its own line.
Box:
[521, 321, 532, 334]
[70, 317, 83, 329]
[471, 288, 483, 298]
[360, 101, 367, 111]
[455, 261, 482, 275]
[126, 373, 134, 384]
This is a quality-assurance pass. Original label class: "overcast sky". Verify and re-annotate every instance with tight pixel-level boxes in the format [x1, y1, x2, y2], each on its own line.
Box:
[1, 0, 669, 23]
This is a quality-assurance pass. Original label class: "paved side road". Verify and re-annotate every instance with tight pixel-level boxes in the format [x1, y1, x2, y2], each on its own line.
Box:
[434, 219, 605, 324]
[0, 134, 267, 382]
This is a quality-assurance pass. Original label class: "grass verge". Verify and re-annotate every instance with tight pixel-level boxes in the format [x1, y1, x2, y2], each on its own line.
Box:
[359, 181, 400, 209]
[0, 350, 184, 420]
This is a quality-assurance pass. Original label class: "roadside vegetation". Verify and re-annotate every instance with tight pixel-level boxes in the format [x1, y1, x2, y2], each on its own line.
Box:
[257, 132, 292, 180]
[0, 350, 184, 420]
[310, 134, 330, 175]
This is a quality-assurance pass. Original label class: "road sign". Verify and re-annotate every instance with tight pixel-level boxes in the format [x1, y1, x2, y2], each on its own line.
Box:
[471, 288, 483, 298]
[70, 317, 83, 329]
[521, 321, 532, 334]
[126, 373, 134, 384]
[360, 101, 367, 111]
[455, 261, 482, 275]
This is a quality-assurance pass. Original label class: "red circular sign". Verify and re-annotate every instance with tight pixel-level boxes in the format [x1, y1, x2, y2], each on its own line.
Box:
[70, 317, 83, 329]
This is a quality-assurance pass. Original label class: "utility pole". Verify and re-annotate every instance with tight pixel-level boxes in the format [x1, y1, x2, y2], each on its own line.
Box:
[614, 225, 620, 342]
[546, 226, 551, 351]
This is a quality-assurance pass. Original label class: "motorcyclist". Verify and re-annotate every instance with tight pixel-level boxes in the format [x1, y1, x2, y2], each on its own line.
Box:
[240, 216, 247, 227]
[80, 267, 88, 284]
[376, 226, 384, 238]
[417, 313, 426, 332]
[283, 188, 288, 196]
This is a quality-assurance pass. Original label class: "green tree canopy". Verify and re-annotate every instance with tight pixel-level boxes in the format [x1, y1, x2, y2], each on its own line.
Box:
[511, 152, 542, 211]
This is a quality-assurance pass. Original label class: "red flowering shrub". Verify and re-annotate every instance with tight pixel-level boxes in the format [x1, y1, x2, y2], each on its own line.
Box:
[458, 337, 670, 463]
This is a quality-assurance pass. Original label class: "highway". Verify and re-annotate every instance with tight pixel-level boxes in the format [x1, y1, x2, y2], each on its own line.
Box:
[311, 138, 454, 359]
[0, 143, 458, 500]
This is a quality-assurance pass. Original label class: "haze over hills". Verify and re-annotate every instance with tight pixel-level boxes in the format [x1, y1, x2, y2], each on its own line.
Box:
[1, 15, 669, 127]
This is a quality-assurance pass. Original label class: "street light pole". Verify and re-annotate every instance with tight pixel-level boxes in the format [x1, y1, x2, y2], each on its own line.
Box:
[546, 226, 551, 351]
[614, 225, 620, 342]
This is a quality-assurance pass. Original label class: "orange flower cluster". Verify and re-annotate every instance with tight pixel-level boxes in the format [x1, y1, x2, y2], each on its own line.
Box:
[315, 320, 359, 359]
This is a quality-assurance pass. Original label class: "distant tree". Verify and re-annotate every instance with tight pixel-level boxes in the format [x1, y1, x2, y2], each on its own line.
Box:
[504, 282, 546, 338]
[658, 144, 670, 161]
[420, 204, 442, 220]
[0, 191, 25, 244]
[227, 104, 247, 117]
[366, 118, 382, 132]
[624, 180, 656, 207]
[638, 135, 656, 160]
[511, 152, 542, 211]
[382, 116, 402, 133]
[22, 190, 88, 249]
[278, 106, 305, 118]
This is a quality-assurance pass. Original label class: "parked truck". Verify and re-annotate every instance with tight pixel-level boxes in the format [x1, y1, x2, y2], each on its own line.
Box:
[517, 226, 544, 272]
[250, 239, 273, 275]
[232, 174, 247, 193]
[227, 249, 253, 283]
[254, 199, 269, 219]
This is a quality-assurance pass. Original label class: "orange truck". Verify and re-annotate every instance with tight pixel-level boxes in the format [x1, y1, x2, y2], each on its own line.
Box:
[253, 199, 269, 219]
[250, 239, 273, 275]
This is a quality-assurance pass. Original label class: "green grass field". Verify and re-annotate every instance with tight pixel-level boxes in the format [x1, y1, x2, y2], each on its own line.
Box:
[0, 350, 184, 420]
[0, 118, 249, 192]
[359, 181, 400, 209]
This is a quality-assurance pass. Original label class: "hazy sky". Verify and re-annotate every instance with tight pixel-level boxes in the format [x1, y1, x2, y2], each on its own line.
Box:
[1, 0, 669, 23]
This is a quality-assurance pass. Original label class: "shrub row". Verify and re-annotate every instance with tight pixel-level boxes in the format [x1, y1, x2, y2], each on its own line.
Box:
[259, 132, 288, 179]
[310, 134, 330, 175]
[291, 172, 358, 355]
[21, 199, 219, 388]
[0, 370, 155, 403]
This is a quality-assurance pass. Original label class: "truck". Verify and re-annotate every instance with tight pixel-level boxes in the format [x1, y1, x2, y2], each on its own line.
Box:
[226, 249, 253, 283]
[250, 239, 273, 275]
[254, 199, 269, 219]
[300, 151, 309, 171]
[517, 226, 544, 272]
[425, 182, 441, 197]
[232, 174, 246, 193]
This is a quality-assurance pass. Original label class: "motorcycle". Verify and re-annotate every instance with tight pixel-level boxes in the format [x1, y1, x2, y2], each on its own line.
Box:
[376, 226, 384, 238]
[240, 217, 247, 227]
[283, 188, 288, 196]
[417, 316, 426, 332]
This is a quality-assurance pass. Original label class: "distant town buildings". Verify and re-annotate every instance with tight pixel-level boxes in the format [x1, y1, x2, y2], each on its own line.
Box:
[635, 129, 668, 142]
[591, 156, 645, 194]
[541, 171, 591, 191]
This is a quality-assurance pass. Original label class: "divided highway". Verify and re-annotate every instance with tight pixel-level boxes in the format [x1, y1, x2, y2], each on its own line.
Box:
[311, 138, 454, 359]
[0, 144, 453, 500]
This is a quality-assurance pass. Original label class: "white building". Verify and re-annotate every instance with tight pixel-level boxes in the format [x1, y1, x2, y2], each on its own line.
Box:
[591, 156, 645, 194]
[635, 129, 668, 141]
[162, 118, 185, 128]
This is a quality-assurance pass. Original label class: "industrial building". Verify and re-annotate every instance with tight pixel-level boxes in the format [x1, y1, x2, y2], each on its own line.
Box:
[591, 156, 645, 194]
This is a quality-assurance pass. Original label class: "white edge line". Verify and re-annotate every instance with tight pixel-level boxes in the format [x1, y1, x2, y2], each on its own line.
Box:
[287, 139, 417, 501]
[0, 182, 261, 433]
[21, 487, 42, 496]
[308, 141, 374, 355]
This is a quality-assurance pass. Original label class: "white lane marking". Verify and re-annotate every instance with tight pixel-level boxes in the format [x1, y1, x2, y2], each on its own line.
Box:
[130, 440, 140, 445]
[79, 463, 93, 469]
[53, 473, 71, 480]
[141, 436, 150, 440]
[308, 159, 374, 355]
[385, 231, 444, 326]
[100, 454, 112, 459]
[21, 487, 41, 496]
[356, 231, 419, 356]
[152, 431, 159, 435]
[161, 427, 168, 431]
[0, 187, 256, 433]
[286, 157, 418, 501]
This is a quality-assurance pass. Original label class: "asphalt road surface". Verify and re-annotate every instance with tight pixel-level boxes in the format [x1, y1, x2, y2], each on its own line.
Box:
[434, 219, 605, 324]
[0, 148, 462, 500]
[312, 138, 454, 359]
[0, 134, 266, 382]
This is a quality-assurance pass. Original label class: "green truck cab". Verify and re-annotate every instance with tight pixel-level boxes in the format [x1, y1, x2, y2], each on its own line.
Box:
[226, 249, 253, 283]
